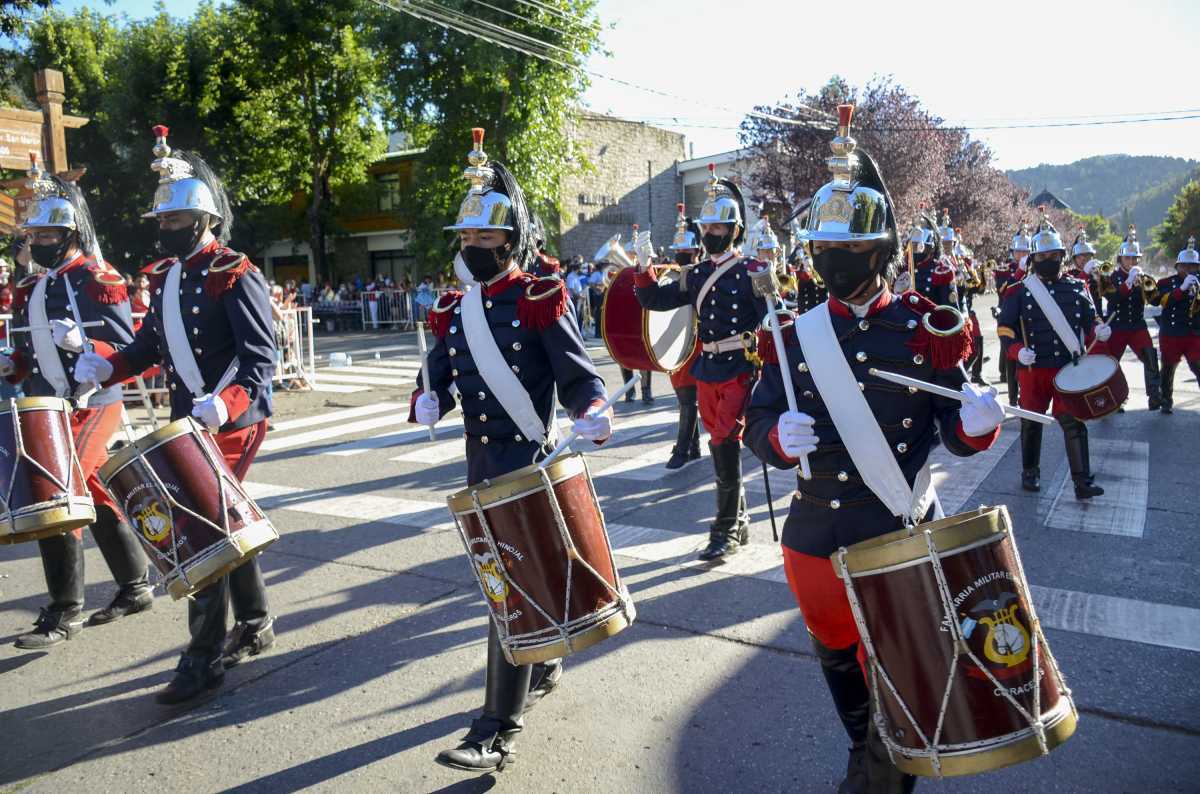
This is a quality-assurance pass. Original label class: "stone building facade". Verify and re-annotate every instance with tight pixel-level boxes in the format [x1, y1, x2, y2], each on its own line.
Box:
[558, 112, 687, 263]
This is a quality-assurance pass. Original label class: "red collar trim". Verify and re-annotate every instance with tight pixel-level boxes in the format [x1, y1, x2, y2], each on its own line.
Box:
[827, 286, 894, 320]
[185, 239, 221, 268]
[53, 253, 91, 276]
[482, 266, 524, 297]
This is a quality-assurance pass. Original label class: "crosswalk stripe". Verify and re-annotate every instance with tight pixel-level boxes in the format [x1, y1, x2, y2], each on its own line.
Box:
[311, 383, 371, 394]
[259, 414, 408, 452]
[245, 481, 451, 528]
[1045, 438, 1149, 537]
[323, 419, 466, 456]
[270, 402, 405, 433]
[308, 372, 412, 387]
[354, 359, 421, 369]
[319, 365, 421, 377]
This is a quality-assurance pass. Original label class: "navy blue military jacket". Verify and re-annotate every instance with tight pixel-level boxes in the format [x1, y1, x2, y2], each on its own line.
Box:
[911, 255, 958, 307]
[746, 290, 991, 558]
[1101, 269, 1154, 330]
[115, 240, 275, 431]
[417, 269, 606, 486]
[1156, 274, 1200, 336]
[10, 254, 134, 397]
[996, 275, 1097, 368]
[793, 274, 827, 313]
[993, 260, 1023, 296]
[633, 252, 767, 383]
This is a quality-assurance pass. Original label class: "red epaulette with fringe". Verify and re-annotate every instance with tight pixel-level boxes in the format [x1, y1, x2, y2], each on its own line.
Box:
[204, 249, 251, 300]
[931, 261, 956, 286]
[900, 290, 973, 369]
[428, 291, 463, 339]
[517, 276, 568, 332]
[85, 263, 129, 305]
[12, 273, 43, 315]
[145, 258, 173, 292]
[1001, 281, 1024, 302]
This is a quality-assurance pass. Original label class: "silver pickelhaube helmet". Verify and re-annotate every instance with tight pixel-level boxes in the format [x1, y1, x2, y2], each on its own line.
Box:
[939, 209, 956, 244]
[753, 213, 779, 252]
[1118, 225, 1142, 258]
[1071, 228, 1096, 258]
[797, 105, 893, 245]
[697, 164, 744, 227]
[1030, 208, 1065, 254]
[952, 229, 972, 259]
[1010, 221, 1032, 253]
[623, 223, 639, 256]
[669, 203, 699, 251]
[144, 125, 225, 220]
[20, 152, 100, 258]
[1176, 236, 1198, 265]
[904, 204, 937, 252]
[444, 128, 513, 232]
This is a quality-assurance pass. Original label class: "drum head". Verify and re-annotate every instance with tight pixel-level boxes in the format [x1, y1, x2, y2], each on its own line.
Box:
[645, 275, 696, 371]
[1053, 355, 1118, 393]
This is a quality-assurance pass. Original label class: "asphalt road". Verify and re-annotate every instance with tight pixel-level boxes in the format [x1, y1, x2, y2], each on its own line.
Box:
[1, 292, 1198, 793]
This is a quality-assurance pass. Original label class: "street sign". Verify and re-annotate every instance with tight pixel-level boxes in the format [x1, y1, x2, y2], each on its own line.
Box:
[0, 116, 44, 171]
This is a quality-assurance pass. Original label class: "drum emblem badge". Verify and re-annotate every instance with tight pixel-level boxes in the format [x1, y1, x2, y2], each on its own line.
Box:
[133, 499, 172, 543]
[970, 592, 1031, 669]
[474, 552, 509, 603]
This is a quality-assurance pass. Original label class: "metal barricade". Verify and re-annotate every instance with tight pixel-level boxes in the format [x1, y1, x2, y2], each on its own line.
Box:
[361, 289, 415, 330]
[275, 306, 316, 389]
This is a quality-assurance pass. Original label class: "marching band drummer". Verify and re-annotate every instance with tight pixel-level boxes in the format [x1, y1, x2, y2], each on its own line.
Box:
[1069, 229, 1105, 310]
[74, 126, 278, 703]
[1097, 226, 1162, 411]
[664, 205, 703, 470]
[1155, 237, 1200, 414]
[5, 160, 153, 650]
[745, 105, 1005, 794]
[997, 213, 1109, 499]
[410, 128, 612, 774]
[902, 208, 956, 307]
[994, 226, 1031, 403]
[633, 166, 767, 562]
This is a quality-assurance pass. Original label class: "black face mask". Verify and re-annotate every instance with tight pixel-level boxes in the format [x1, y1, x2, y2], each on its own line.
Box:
[812, 247, 880, 300]
[674, 251, 696, 266]
[1033, 257, 1062, 280]
[30, 237, 71, 268]
[461, 245, 508, 283]
[702, 231, 732, 255]
[158, 217, 205, 259]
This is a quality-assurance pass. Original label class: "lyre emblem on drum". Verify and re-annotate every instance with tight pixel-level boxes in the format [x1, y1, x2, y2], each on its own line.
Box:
[133, 500, 171, 543]
[972, 592, 1031, 668]
[474, 552, 508, 603]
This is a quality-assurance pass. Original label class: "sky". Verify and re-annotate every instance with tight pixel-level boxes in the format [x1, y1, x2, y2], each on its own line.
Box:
[55, 0, 1200, 170]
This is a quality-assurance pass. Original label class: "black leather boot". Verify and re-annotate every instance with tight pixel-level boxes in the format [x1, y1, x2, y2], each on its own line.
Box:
[525, 658, 563, 713]
[436, 622, 530, 772]
[87, 506, 154, 626]
[1019, 419, 1042, 492]
[222, 558, 274, 667]
[640, 370, 653, 405]
[698, 438, 748, 562]
[1060, 415, 1103, 499]
[811, 638, 869, 794]
[1139, 347, 1162, 410]
[620, 367, 636, 403]
[16, 533, 86, 649]
[970, 337, 986, 385]
[156, 653, 225, 704]
[1005, 357, 1020, 406]
[186, 574, 231, 661]
[1160, 363, 1176, 414]
[865, 710, 917, 794]
[666, 387, 701, 470]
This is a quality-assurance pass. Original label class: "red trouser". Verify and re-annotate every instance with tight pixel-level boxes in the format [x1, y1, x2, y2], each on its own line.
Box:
[782, 548, 868, 673]
[1016, 367, 1069, 417]
[697, 372, 752, 444]
[669, 345, 700, 389]
[1160, 336, 1200, 367]
[69, 402, 125, 537]
[214, 420, 268, 480]
[1099, 328, 1153, 359]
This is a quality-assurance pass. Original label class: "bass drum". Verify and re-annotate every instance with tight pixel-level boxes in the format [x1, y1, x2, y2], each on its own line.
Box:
[1052, 353, 1128, 420]
[600, 266, 696, 374]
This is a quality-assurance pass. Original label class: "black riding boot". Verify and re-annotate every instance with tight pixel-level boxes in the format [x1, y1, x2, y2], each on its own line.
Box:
[87, 506, 154, 626]
[1060, 415, 1103, 499]
[1019, 419, 1042, 492]
[1138, 347, 1162, 410]
[698, 438, 749, 562]
[1160, 364, 1176, 414]
[436, 622, 531, 772]
[666, 386, 701, 470]
[969, 336, 986, 384]
[158, 575, 229, 703]
[866, 710, 917, 793]
[525, 658, 563, 713]
[811, 638, 870, 794]
[640, 370, 653, 404]
[1005, 357, 1021, 406]
[997, 339, 1009, 383]
[15, 533, 85, 649]
[620, 367, 636, 402]
[222, 558, 274, 667]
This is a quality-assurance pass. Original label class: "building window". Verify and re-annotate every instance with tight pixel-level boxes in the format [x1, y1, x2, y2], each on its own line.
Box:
[377, 171, 402, 212]
[371, 249, 415, 283]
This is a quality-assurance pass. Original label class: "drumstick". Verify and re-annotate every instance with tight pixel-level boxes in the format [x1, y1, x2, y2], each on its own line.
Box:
[868, 367, 1054, 425]
[62, 276, 98, 408]
[539, 373, 639, 470]
[1084, 311, 1116, 356]
[416, 321, 435, 441]
[763, 294, 811, 480]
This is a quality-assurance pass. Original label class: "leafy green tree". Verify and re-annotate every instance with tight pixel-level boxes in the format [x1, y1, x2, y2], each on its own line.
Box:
[1155, 178, 1200, 257]
[1070, 212, 1121, 261]
[0, 0, 53, 37]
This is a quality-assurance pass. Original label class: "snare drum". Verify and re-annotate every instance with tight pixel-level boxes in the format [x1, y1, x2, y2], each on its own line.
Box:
[0, 397, 95, 545]
[99, 418, 278, 600]
[1052, 354, 1128, 420]
[834, 507, 1076, 778]
[447, 453, 635, 665]
[601, 266, 696, 374]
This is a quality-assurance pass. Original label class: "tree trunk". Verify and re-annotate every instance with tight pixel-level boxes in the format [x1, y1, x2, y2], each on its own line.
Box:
[308, 161, 326, 281]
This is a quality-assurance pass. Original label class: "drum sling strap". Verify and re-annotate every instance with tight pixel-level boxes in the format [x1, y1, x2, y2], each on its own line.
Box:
[1022, 275, 1082, 356]
[162, 260, 239, 400]
[694, 251, 739, 313]
[460, 286, 556, 447]
[29, 269, 72, 398]
[794, 303, 940, 524]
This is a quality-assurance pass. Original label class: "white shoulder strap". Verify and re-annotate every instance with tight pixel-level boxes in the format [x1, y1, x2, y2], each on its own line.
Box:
[1022, 275, 1082, 356]
[695, 252, 739, 311]
[28, 276, 69, 397]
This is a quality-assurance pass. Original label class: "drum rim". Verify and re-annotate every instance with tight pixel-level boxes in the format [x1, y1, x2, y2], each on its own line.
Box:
[447, 452, 586, 514]
[835, 506, 1009, 575]
[1051, 353, 1120, 395]
[98, 417, 206, 485]
[0, 396, 73, 415]
[600, 266, 697, 375]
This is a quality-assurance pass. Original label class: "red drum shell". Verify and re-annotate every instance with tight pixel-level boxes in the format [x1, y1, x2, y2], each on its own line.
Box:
[448, 454, 633, 665]
[1052, 354, 1128, 420]
[601, 266, 696, 374]
[99, 418, 277, 599]
[0, 397, 94, 545]
[836, 507, 1076, 777]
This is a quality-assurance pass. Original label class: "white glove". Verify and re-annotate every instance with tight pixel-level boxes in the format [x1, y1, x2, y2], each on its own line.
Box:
[1083, 259, 1099, 275]
[634, 230, 655, 270]
[415, 392, 440, 427]
[1017, 346, 1037, 366]
[0, 352, 13, 377]
[1094, 323, 1112, 342]
[51, 318, 85, 353]
[958, 383, 1006, 437]
[191, 393, 229, 431]
[1124, 265, 1142, 287]
[572, 405, 613, 442]
[73, 351, 113, 384]
[1181, 274, 1199, 291]
[776, 410, 818, 460]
